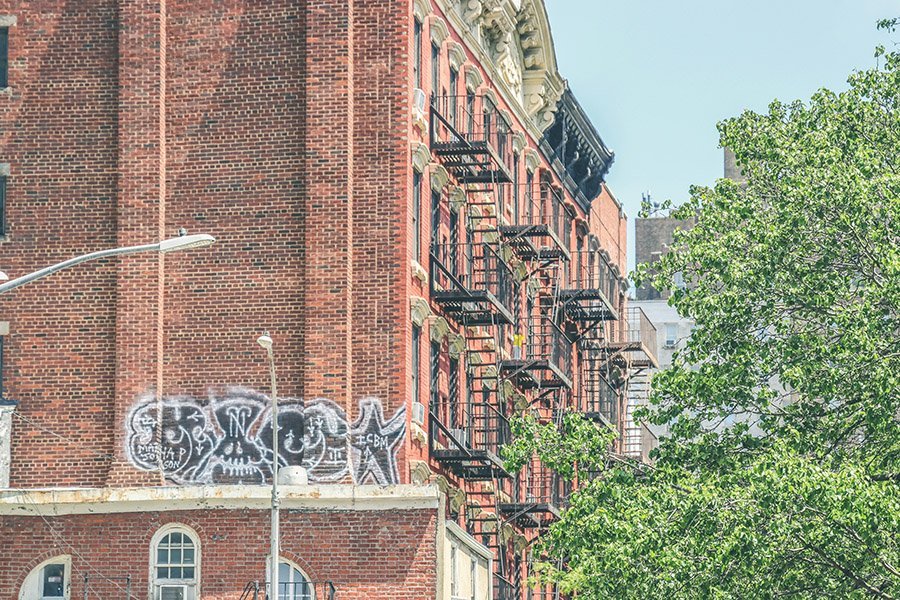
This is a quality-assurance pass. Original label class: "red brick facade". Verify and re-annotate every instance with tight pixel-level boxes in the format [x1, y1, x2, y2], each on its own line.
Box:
[0, 0, 640, 598]
[1, 505, 438, 599]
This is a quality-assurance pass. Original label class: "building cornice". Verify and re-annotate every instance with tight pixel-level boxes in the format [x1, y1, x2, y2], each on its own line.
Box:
[0, 485, 442, 516]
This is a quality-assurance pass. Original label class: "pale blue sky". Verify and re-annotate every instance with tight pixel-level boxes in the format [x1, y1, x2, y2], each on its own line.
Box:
[544, 0, 897, 270]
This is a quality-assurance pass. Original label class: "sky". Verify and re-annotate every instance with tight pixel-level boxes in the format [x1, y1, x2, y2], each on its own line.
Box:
[544, 0, 898, 271]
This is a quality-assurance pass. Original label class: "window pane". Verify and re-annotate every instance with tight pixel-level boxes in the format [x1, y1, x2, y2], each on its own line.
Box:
[169, 532, 182, 544]
[42, 564, 65, 598]
[182, 548, 194, 563]
[160, 587, 185, 600]
[157, 549, 168, 564]
[157, 567, 169, 579]
[182, 567, 194, 579]
[170, 549, 182, 564]
[169, 567, 182, 579]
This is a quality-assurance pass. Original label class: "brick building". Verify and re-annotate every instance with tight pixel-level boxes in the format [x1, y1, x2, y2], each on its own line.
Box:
[0, 1, 653, 598]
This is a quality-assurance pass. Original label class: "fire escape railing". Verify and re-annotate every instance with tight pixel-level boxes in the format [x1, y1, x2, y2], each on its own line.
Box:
[430, 94, 515, 184]
[431, 398, 512, 480]
[241, 581, 337, 600]
[499, 183, 571, 261]
[560, 250, 619, 323]
[579, 352, 621, 428]
[609, 306, 658, 368]
[431, 242, 518, 326]
[501, 454, 569, 529]
[501, 314, 573, 390]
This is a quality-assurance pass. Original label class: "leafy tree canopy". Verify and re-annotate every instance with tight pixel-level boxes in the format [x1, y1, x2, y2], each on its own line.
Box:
[508, 22, 900, 599]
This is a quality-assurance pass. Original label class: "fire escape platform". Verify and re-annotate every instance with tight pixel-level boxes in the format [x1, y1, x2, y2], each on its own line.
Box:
[431, 289, 515, 326]
[499, 359, 573, 390]
[497, 225, 570, 262]
[558, 287, 619, 322]
[499, 502, 561, 529]
[432, 448, 511, 480]
[605, 340, 659, 369]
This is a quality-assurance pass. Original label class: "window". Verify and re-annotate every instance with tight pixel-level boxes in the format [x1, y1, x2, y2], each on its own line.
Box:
[0, 171, 7, 236]
[412, 325, 421, 408]
[430, 341, 441, 413]
[512, 153, 520, 223]
[152, 526, 199, 600]
[525, 169, 534, 221]
[0, 27, 8, 88]
[450, 544, 459, 600]
[665, 324, 678, 348]
[466, 90, 475, 134]
[412, 171, 422, 262]
[431, 42, 440, 96]
[448, 356, 459, 429]
[431, 189, 441, 253]
[449, 66, 459, 125]
[41, 564, 65, 599]
[413, 19, 422, 89]
[275, 561, 313, 600]
[448, 208, 459, 274]
[19, 557, 71, 600]
[0, 332, 5, 400]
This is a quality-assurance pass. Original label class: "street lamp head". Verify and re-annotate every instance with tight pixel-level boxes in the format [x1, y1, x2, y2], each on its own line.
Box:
[0, 271, 8, 282]
[257, 333, 274, 351]
[158, 233, 216, 254]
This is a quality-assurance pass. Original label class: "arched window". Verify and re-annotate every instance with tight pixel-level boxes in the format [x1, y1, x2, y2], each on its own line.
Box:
[19, 556, 71, 600]
[274, 559, 314, 600]
[151, 525, 200, 600]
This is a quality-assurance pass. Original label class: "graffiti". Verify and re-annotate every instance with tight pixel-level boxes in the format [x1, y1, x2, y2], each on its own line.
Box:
[126, 388, 406, 486]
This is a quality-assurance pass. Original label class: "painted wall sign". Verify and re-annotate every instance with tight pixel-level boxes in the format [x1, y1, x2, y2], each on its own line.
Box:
[126, 388, 406, 485]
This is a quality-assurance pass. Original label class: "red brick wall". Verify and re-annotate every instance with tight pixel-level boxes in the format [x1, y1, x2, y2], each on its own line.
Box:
[0, 1, 120, 487]
[0, 0, 411, 488]
[0, 507, 438, 599]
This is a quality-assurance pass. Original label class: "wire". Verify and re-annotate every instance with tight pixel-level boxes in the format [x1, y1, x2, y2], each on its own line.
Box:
[18, 490, 142, 600]
[11, 411, 115, 461]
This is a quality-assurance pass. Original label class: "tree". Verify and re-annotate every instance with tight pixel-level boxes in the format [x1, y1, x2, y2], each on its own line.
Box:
[509, 23, 900, 599]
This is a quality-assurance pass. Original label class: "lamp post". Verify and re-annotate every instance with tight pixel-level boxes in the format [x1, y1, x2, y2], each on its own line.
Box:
[257, 333, 280, 600]
[0, 233, 216, 295]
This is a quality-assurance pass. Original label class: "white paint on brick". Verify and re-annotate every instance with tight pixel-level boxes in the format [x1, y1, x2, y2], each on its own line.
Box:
[0, 483, 442, 516]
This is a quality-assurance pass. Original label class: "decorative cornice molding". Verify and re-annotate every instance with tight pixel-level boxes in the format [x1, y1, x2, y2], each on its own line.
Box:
[463, 64, 484, 92]
[430, 317, 451, 343]
[447, 41, 466, 71]
[523, 148, 540, 172]
[413, 0, 433, 21]
[430, 163, 451, 191]
[410, 296, 432, 326]
[429, 15, 450, 45]
[411, 142, 431, 173]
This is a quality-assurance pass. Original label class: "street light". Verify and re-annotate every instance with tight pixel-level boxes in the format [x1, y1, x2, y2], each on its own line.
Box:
[257, 333, 280, 600]
[0, 233, 216, 295]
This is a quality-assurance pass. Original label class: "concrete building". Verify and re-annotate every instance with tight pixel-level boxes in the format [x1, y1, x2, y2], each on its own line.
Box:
[0, 1, 654, 598]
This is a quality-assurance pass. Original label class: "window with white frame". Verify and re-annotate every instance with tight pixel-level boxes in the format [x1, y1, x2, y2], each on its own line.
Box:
[664, 323, 678, 348]
[152, 526, 199, 600]
[273, 560, 314, 600]
[19, 556, 71, 600]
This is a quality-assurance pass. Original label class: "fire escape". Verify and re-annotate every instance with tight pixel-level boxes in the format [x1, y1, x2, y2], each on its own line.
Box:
[429, 93, 521, 599]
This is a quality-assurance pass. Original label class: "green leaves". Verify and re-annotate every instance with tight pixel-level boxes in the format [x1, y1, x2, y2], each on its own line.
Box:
[521, 21, 900, 599]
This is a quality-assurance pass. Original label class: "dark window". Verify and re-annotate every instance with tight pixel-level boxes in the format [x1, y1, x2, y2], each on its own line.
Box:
[42, 564, 65, 598]
[431, 189, 441, 253]
[448, 356, 459, 428]
[0, 174, 6, 236]
[526, 169, 534, 221]
[431, 43, 440, 96]
[412, 325, 421, 407]
[413, 19, 422, 89]
[449, 67, 459, 125]
[0, 27, 8, 89]
[0, 335, 4, 400]
[466, 91, 476, 134]
[412, 171, 422, 261]
[449, 207, 459, 274]
[512, 153, 520, 224]
[430, 341, 441, 412]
